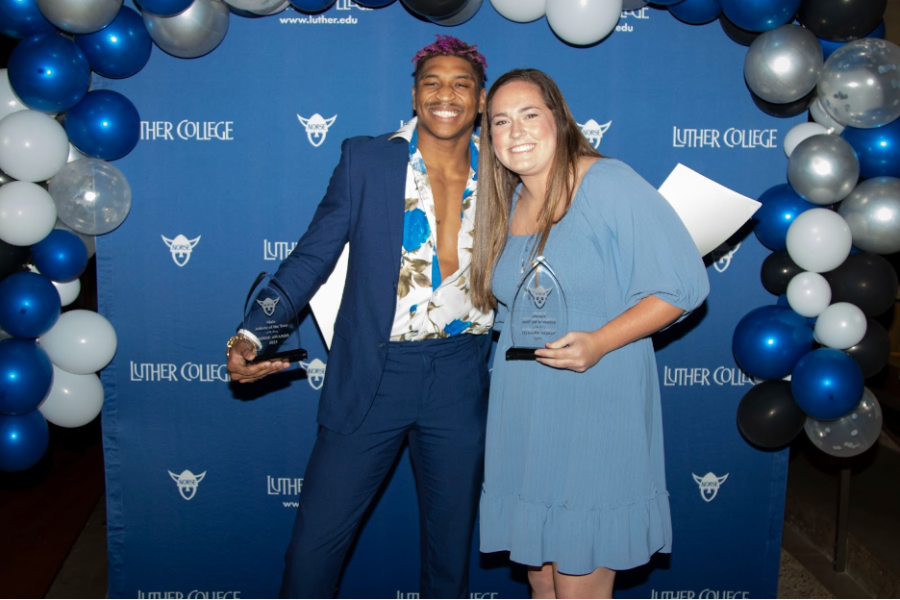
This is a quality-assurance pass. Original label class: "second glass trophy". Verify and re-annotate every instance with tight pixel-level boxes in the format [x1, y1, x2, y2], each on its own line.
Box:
[506, 256, 568, 361]
[242, 272, 308, 364]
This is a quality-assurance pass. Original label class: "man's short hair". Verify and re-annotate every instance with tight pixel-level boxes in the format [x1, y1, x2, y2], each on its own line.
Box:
[412, 35, 487, 88]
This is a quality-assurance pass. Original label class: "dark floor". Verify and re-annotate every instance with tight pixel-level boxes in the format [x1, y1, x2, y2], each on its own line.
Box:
[2, 382, 897, 599]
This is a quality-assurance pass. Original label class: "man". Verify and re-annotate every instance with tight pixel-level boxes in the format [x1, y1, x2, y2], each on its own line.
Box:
[225, 36, 492, 599]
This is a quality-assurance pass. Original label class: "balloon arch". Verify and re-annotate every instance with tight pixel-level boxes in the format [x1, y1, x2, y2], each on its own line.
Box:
[0, 0, 896, 485]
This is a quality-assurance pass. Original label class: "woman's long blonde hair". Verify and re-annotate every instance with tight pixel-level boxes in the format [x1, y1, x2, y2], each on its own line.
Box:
[471, 69, 601, 312]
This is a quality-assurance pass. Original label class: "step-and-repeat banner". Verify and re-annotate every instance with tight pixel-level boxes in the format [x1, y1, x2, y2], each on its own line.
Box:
[98, 3, 799, 598]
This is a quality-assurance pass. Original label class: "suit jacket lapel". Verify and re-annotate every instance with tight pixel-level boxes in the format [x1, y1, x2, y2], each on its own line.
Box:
[382, 136, 408, 273]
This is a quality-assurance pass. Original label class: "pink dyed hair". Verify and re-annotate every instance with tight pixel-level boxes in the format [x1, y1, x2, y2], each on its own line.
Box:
[413, 35, 487, 86]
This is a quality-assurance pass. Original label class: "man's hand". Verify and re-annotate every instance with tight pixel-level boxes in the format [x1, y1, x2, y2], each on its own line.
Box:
[227, 337, 290, 383]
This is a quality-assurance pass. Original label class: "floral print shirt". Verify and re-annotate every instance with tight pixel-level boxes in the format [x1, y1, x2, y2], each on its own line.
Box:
[387, 118, 493, 341]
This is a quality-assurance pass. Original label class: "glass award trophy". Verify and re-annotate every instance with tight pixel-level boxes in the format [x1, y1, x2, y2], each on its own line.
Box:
[506, 256, 568, 361]
[242, 272, 307, 364]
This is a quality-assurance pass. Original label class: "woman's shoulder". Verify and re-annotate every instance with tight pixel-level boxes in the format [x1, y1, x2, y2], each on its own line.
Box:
[581, 157, 646, 187]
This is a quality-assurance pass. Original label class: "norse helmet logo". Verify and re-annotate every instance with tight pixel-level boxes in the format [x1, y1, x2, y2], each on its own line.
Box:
[578, 119, 612, 149]
[527, 284, 552, 309]
[300, 358, 327, 390]
[161, 234, 201, 267]
[169, 469, 207, 501]
[297, 113, 337, 147]
[257, 296, 280, 317]
[692, 472, 729, 502]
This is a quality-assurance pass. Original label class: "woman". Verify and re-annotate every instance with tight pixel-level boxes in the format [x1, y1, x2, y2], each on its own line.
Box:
[472, 69, 709, 599]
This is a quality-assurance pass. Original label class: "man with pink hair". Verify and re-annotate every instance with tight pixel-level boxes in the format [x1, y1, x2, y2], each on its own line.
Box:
[226, 36, 492, 598]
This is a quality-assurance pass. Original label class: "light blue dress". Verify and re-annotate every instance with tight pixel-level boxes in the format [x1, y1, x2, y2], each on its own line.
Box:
[479, 159, 710, 575]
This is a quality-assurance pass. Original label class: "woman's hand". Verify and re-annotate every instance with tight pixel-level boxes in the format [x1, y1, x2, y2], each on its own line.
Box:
[534, 331, 606, 373]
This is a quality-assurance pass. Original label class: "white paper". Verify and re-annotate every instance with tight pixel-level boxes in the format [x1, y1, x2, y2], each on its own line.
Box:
[657, 164, 761, 257]
[308, 243, 349, 350]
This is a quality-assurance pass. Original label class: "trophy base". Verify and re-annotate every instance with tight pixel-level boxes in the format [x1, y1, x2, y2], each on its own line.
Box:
[250, 348, 308, 364]
[506, 348, 537, 361]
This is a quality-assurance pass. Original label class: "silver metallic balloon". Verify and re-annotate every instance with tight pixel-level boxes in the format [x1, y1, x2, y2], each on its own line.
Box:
[838, 176, 900, 254]
[36, 0, 123, 34]
[804, 387, 882, 458]
[143, 0, 230, 59]
[744, 24, 823, 104]
[249, 0, 291, 13]
[818, 39, 900, 129]
[787, 134, 860, 205]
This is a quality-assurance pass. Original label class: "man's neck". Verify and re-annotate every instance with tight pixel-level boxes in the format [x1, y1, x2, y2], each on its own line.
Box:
[415, 127, 473, 175]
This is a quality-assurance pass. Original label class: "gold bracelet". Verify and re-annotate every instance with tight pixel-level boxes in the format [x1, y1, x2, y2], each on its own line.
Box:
[226, 334, 256, 359]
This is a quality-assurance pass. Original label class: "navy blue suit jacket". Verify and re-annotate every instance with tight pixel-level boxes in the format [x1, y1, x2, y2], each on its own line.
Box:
[272, 132, 416, 434]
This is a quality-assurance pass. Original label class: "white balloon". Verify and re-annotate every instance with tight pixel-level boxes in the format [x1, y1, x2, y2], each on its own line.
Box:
[0, 181, 57, 246]
[0, 69, 27, 123]
[250, 0, 290, 13]
[783, 122, 828, 158]
[38, 365, 103, 428]
[785, 208, 852, 273]
[0, 111, 69, 183]
[39, 310, 117, 375]
[786, 271, 831, 317]
[809, 96, 844, 134]
[223, 0, 285, 9]
[491, 0, 545, 22]
[546, 0, 622, 46]
[53, 278, 82, 307]
[814, 302, 867, 349]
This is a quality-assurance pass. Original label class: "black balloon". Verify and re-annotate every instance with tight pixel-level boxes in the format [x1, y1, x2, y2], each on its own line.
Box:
[401, 0, 468, 18]
[0, 239, 30, 280]
[0, 167, 15, 186]
[737, 380, 807, 449]
[798, 0, 887, 42]
[761, 251, 804, 296]
[750, 87, 816, 119]
[844, 319, 891, 378]
[824, 252, 898, 317]
[719, 13, 760, 46]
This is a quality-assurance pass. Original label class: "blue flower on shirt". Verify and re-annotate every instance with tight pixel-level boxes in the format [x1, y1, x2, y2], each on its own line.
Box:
[443, 319, 471, 337]
[403, 208, 430, 252]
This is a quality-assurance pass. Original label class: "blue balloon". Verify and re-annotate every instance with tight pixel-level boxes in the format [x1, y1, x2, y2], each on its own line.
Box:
[138, 0, 194, 17]
[290, 0, 336, 12]
[0, 339, 53, 416]
[840, 118, 900, 180]
[669, 0, 722, 24]
[720, 0, 800, 32]
[733, 305, 814, 379]
[32, 230, 89, 283]
[791, 349, 864, 420]
[0, 0, 57, 39]
[0, 272, 61, 339]
[0, 410, 49, 472]
[776, 293, 789, 307]
[753, 184, 818, 250]
[819, 20, 886, 60]
[65, 90, 141, 161]
[7, 33, 91, 113]
[652, 0, 684, 5]
[75, 7, 152, 79]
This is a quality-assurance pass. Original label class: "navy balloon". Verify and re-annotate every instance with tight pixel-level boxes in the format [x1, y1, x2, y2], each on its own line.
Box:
[669, 0, 722, 24]
[841, 118, 900, 180]
[32, 230, 89, 283]
[733, 305, 814, 380]
[753, 184, 817, 250]
[65, 90, 141, 161]
[7, 33, 91, 113]
[138, 0, 194, 16]
[0, 272, 61, 339]
[0, 410, 48, 472]
[0, 0, 57, 39]
[356, 0, 395, 5]
[0, 339, 53, 416]
[791, 348, 864, 420]
[289, 0, 336, 12]
[720, 0, 800, 32]
[75, 7, 152, 79]
[819, 21, 885, 60]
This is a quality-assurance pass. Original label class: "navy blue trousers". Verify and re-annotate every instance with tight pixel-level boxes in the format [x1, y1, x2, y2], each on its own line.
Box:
[280, 334, 490, 599]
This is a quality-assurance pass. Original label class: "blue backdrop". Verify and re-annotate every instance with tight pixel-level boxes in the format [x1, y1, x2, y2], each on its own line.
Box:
[98, 3, 798, 598]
